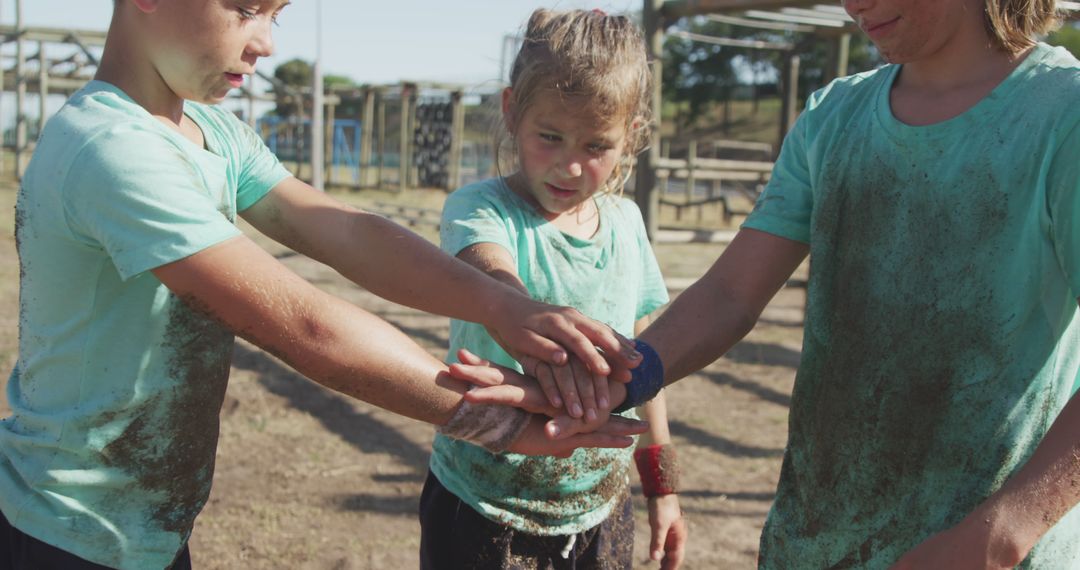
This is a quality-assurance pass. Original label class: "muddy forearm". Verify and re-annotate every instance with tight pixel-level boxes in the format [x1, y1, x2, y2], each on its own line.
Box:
[974, 394, 1080, 561]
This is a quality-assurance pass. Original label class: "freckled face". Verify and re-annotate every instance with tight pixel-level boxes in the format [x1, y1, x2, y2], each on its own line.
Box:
[842, 0, 982, 64]
[145, 0, 287, 103]
[507, 91, 628, 219]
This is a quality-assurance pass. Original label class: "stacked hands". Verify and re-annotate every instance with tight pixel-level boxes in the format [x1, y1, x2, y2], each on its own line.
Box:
[444, 304, 650, 452]
[439, 304, 687, 568]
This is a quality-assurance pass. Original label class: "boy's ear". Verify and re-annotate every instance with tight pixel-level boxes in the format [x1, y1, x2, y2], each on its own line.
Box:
[501, 88, 515, 134]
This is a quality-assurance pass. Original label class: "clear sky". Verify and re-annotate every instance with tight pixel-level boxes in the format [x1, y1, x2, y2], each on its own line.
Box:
[11, 0, 644, 89]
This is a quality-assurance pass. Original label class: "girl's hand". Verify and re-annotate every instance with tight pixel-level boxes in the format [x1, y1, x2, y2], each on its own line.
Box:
[647, 495, 687, 569]
[487, 295, 641, 382]
[518, 354, 611, 422]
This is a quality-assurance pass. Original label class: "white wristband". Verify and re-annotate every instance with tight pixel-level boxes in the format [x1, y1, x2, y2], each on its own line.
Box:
[438, 398, 531, 453]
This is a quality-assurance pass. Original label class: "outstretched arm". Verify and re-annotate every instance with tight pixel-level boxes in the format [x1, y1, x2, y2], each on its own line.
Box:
[890, 375, 1080, 569]
[153, 234, 644, 455]
[459, 228, 808, 422]
[638, 228, 807, 386]
[240, 178, 641, 379]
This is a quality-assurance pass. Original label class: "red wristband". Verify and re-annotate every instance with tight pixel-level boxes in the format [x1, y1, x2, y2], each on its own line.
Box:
[633, 444, 679, 497]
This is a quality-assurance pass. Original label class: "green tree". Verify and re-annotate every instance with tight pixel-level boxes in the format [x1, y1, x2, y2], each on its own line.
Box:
[661, 17, 881, 126]
[661, 19, 740, 127]
[270, 60, 365, 119]
[1047, 22, 1080, 59]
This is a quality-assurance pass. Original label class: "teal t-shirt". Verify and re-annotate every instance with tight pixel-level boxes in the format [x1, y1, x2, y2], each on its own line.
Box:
[744, 43, 1080, 568]
[0, 81, 290, 569]
[430, 178, 669, 535]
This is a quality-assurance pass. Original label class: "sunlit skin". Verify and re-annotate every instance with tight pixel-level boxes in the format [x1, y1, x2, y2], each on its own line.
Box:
[503, 88, 629, 240]
[99, 0, 288, 135]
[843, 0, 1031, 126]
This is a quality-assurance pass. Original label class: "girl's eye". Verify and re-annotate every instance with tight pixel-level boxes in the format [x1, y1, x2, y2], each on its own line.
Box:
[238, 8, 257, 20]
[587, 143, 611, 155]
[539, 133, 561, 143]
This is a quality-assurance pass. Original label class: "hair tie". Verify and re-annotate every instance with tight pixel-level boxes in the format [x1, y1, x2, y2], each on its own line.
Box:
[591, 8, 607, 16]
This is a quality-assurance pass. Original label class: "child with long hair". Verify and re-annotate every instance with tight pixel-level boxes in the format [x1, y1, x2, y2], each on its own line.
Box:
[420, 8, 687, 570]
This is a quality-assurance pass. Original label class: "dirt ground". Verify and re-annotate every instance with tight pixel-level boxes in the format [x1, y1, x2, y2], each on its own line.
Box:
[0, 181, 806, 569]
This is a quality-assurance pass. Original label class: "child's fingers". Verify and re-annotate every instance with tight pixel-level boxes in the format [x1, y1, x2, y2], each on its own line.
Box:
[558, 431, 634, 450]
[456, 348, 489, 367]
[530, 315, 612, 374]
[521, 356, 564, 410]
[572, 321, 642, 374]
[552, 416, 643, 451]
[461, 384, 554, 414]
[596, 415, 648, 437]
[593, 370, 610, 412]
[651, 520, 668, 561]
[546, 413, 647, 440]
[551, 362, 583, 418]
[510, 329, 569, 367]
[570, 357, 598, 422]
[447, 362, 505, 388]
[660, 520, 688, 570]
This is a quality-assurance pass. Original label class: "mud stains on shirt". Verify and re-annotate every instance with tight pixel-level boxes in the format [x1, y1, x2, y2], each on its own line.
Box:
[745, 43, 1080, 569]
[102, 299, 232, 535]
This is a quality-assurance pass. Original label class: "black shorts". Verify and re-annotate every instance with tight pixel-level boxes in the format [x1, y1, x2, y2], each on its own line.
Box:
[418, 470, 633, 570]
[0, 509, 192, 570]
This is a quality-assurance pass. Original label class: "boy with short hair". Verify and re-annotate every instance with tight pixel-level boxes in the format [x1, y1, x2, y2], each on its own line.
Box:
[0, 1, 644, 568]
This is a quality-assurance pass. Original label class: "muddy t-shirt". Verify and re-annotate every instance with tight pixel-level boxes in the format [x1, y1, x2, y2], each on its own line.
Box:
[744, 43, 1080, 569]
[0, 81, 289, 569]
[430, 178, 668, 535]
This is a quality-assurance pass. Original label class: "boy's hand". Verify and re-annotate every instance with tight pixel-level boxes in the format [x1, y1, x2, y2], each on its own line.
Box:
[507, 414, 646, 458]
[487, 296, 641, 382]
[888, 508, 1027, 570]
[648, 495, 687, 569]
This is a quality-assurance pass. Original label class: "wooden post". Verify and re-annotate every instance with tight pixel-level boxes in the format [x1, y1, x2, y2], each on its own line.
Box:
[407, 88, 418, 189]
[37, 41, 47, 142]
[778, 52, 800, 158]
[14, 0, 26, 179]
[0, 18, 4, 178]
[447, 90, 465, 191]
[836, 33, 851, 79]
[294, 96, 306, 178]
[377, 90, 386, 188]
[658, 140, 669, 220]
[634, 0, 664, 241]
[325, 101, 335, 186]
[398, 85, 410, 192]
[246, 77, 256, 128]
[360, 87, 374, 187]
[685, 139, 697, 205]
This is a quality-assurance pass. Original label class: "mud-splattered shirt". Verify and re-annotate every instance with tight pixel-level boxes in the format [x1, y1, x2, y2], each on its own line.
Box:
[0, 81, 290, 569]
[430, 178, 668, 535]
[744, 43, 1080, 569]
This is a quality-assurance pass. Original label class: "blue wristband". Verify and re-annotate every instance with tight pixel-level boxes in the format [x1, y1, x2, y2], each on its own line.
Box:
[612, 339, 665, 414]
